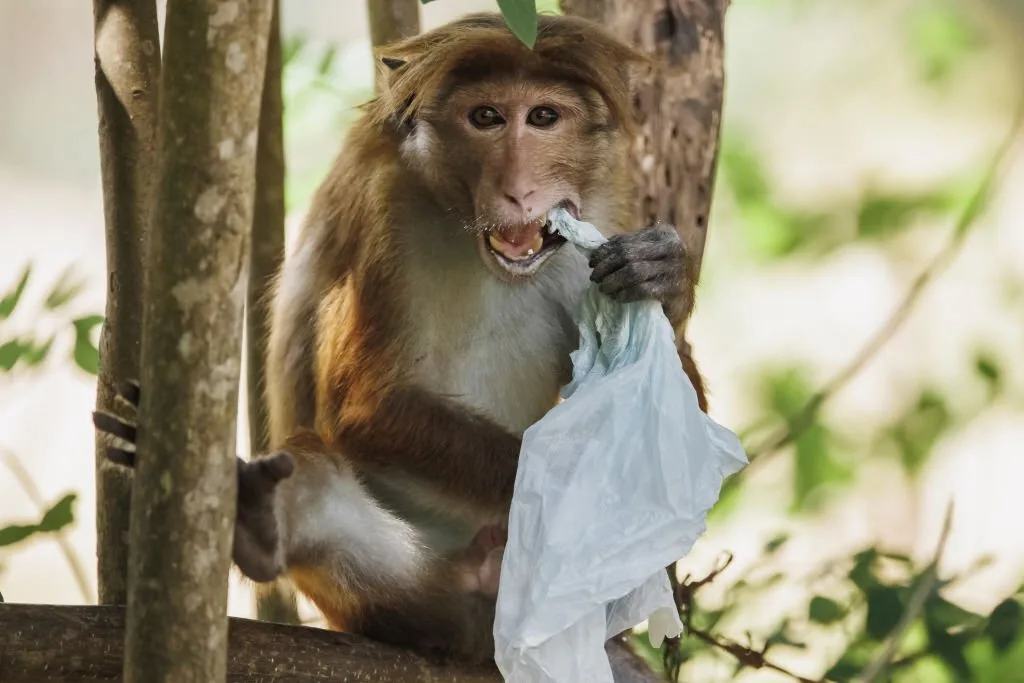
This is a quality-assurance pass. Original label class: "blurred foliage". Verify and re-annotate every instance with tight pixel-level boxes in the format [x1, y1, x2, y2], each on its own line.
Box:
[718, 134, 975, 262]
[905, 0, 986, 86]
[0, 263, 98, 567]
[0, 265, 100, 376]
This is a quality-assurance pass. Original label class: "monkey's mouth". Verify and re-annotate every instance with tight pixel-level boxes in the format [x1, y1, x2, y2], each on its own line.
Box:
[480, 202, 577, 278]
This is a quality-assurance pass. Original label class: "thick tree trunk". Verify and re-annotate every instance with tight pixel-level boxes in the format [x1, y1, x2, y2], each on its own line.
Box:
[125, 1, 273, 681]
[91, 0, 161, 607]
[367, 0, 421, 46]
[0, 604, 664, 683]
[367, 0, 421, 90]
[246, 0, 302, 627]
[563, 0, 725, 336]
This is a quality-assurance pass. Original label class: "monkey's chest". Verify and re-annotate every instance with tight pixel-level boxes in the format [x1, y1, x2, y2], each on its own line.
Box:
[409, 277, 585, 435]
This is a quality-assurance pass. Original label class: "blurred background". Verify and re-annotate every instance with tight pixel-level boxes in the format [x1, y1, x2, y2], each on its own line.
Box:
[1, 0, 1022, 680]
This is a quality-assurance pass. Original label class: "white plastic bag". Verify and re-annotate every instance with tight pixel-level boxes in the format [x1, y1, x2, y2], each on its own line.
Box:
[493, 210, 749, 683]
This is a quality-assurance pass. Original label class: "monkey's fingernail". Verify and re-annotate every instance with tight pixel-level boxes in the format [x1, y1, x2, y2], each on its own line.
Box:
[106, 446, 136, 467]
[93, 411, 138, 442]
[120, 381, 141, 406]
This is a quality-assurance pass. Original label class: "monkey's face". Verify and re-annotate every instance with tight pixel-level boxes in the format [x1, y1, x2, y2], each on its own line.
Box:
[405, 77, 626, 281]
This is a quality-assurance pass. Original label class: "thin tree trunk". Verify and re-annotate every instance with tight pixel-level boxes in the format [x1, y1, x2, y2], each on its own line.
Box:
[367, 0, 420, 90]
[246, 0, 301, 627]
[563, 0, 725, 338]
[125, 1, 273, 681]
[91, 0, 161, 607]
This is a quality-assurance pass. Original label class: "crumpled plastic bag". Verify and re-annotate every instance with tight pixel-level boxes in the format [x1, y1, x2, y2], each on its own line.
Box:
[493, 209, 749, 683]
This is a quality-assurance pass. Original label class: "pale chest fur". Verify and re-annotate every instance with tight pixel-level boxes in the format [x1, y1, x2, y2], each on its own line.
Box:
[406, 245, 590, 435]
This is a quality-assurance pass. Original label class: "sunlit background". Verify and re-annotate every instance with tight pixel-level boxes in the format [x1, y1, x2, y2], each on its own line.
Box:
[1, 0, 1022, 680]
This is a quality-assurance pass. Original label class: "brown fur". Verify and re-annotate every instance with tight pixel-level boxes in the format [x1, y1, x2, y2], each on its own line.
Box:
[261, 12, 708, 660]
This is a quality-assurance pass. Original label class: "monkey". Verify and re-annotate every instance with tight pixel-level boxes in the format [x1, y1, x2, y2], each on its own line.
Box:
[94, 12, 707, 665]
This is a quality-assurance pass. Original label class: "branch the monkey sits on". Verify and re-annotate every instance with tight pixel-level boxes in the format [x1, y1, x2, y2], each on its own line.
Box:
[95, 12, 705, 663]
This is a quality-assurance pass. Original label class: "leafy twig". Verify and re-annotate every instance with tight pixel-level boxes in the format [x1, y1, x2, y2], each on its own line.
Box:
[856, 502, 955, 683]
[1, 450, 94, 603]
[665, 552, 827, 683]
[743, 102, 1024, 467]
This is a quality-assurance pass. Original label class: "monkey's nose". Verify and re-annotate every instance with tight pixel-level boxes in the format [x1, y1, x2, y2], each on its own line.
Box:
[502, 188, 537, 212]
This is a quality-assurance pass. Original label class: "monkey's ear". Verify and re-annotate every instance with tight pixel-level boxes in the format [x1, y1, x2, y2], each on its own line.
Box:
[381, 56, 406, 71]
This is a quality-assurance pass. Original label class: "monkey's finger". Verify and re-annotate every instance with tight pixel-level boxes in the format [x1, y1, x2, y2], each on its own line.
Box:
[93, 411, 138, 444]
[118, 380, 141, 408]
[589, 237, 678, 283]
[105, 446, 137, 468]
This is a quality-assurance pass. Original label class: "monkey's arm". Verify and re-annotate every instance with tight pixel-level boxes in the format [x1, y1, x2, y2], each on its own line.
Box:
[335, 384, 521, 514]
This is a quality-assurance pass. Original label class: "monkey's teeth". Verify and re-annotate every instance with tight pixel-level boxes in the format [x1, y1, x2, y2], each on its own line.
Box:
[487, 231, 545, 260]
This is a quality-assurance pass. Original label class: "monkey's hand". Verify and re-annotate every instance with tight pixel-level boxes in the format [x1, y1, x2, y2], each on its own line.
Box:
[453, 524, 506, 599]
[588, 223, 688, 307]
[92, 381, 295, 584]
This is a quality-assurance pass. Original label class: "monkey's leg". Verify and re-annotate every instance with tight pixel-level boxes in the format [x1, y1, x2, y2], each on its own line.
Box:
[277, 435, 500, 662]
[94, 386, 499, 662]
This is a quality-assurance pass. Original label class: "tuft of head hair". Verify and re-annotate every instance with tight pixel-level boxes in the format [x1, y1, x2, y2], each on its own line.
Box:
[368, 12, 650, 132]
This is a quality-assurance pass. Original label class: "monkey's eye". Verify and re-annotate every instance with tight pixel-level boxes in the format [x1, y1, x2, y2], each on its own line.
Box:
[469, 106, 504, 129]
[527, 106, 559, 128]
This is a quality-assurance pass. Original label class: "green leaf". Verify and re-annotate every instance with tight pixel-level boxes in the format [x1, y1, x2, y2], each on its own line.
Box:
[71, 315, 104, 376]
[885, 389, 951, 475]
[975, 352, 1002, 396]
[0, 339, 24, 371]
[764, 532, 790, 554]
[0, 523, 39, 547]
[866, 586, 904, 640]
[929, 625, 972, 677]
[38, 493, 76, 532]
[0, 265, 31, 319]
[20, 336, 54, 367]
[926, 596, 985, 632]
[317, 45, 338, 76]
[907, 1, 984, 85]
[849, 549, 882, 593]
[856, 188, 955, 239]
[497, 0, 538, 49]
[986, 598, 1024, 653]
[809, 596, 846, 624]
[282, 34, 306, 67]
[0, 493, 76, 548]
[44, 268, 87, 310]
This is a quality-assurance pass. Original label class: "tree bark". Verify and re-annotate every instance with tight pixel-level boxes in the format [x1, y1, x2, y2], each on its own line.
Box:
[91, 0, 161, 607]
[563, 0, 726, 336]
[367, 0, 421, 90]
[126, 1, 273, 681]
[0, 604, 664, 683]
[246, 0, 302, 627]
[367, 0, 421, 46]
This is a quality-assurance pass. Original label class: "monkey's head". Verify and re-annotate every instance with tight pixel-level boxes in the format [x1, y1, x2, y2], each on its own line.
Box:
[370, 13, 648, 281]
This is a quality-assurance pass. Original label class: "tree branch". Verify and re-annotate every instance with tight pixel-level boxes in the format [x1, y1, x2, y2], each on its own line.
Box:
[90, 0, 161, 607]
[0, 605, 664, 683]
